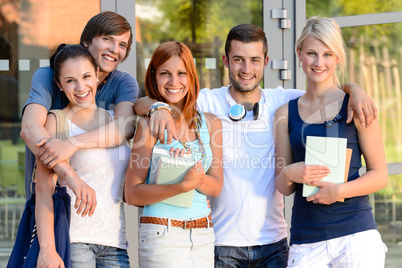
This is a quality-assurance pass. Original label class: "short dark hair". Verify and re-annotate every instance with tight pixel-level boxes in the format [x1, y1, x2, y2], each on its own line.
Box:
[50, 44, 97, 84]
[225, 24, 268, 58]
[80, 11, 133, 61]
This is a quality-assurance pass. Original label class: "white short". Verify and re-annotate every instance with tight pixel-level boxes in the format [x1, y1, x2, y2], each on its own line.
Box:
[288, 230, 387, 268]
[138, 219, 215, 268]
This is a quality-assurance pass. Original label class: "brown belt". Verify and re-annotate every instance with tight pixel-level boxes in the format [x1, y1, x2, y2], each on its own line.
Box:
[140, 215, 213, 229]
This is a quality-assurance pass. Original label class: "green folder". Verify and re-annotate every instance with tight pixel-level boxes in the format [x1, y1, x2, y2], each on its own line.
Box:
[149, 148, 196, 207]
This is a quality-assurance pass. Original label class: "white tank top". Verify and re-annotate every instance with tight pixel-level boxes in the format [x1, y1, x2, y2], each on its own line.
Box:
[67, 111, 131, 249]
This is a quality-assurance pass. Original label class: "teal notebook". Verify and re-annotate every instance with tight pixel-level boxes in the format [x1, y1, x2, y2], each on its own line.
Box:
[303, 136, 348, 197]
[149, 148, 196, 207]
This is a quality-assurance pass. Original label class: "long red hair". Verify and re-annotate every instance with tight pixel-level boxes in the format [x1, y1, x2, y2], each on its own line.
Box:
[145, 41, 200, 128]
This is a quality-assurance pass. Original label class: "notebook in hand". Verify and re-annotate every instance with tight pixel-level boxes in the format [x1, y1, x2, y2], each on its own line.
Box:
[303, 136, 349, 198]
[149, 148, 196, 207]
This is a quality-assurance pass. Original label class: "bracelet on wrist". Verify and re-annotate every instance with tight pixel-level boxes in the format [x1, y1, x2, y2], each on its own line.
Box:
[147, 102, 172, 116]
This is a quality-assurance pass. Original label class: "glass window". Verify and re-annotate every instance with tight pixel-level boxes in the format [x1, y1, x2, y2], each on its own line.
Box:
[135, 0, 263, 97]
[0, 0, 100, 264]
[341, 23, 402, 165]
[342, 23, 402, 266]
[373, 174, 402, 267]
[306, 0, 402, 17]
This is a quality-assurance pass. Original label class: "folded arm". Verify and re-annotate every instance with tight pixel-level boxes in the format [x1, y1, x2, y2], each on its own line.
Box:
[273, 104, 330, 196]
[23, 101, 135, 169]
[65, 100, 136, 149]
[307, 116, 387, 204]
[21, 104, 76, 175]
[124, 118, 204, 206]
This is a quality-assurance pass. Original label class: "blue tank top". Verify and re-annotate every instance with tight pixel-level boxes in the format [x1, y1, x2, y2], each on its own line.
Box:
[288, 94, 377, 245]
[143, 112, 212, 219]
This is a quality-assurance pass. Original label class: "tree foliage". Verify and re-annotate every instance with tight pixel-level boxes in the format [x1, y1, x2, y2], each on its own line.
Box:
[306, 0, 402, 54]
[137, 0, 262, 49]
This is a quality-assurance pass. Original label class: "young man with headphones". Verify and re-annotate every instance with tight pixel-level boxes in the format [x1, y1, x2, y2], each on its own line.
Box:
[135, 24, 377, 267]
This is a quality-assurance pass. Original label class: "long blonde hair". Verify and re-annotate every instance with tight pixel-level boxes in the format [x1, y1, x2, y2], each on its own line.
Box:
[295, 17, 346, 87]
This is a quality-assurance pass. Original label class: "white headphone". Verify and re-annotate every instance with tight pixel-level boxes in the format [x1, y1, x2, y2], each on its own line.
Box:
[226, 86, 268, 121]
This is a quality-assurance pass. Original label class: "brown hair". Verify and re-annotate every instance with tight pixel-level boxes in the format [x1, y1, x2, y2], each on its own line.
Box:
[225, 24, 268, 58]
[50, 44, 97, 85]
[145, 41, 200, 128]
[80, 11, 132, 61]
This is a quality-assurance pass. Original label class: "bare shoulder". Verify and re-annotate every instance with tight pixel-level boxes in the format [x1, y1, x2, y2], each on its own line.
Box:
[203, 112, 222, 131]
[203, 112, 220, 123]
[275, 102, 289, 119]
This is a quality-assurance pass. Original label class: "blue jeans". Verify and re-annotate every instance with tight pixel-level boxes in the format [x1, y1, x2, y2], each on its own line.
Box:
[214, 238, 289, 268]
[70, 243, 130, 268]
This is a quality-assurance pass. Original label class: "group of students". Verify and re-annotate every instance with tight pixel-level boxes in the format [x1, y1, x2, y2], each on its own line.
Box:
[17, 10, 387, 268]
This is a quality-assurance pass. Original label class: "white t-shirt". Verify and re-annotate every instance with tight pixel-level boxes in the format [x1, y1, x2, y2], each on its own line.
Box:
[67, 111, 131, 249]
[197, 86, 303, 247]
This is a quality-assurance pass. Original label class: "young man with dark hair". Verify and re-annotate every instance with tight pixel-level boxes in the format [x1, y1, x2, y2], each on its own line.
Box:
[21, 11, 138, 204]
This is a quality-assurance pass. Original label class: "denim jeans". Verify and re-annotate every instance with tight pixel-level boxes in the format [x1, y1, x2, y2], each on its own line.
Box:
[214, 238, 289, 268]
[70, 243, 130, 268]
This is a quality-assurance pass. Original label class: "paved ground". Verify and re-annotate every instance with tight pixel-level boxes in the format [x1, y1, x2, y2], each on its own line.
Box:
[0, 239, 13, 268]
[1, 239, 401, 267]
[385, 241, 402, 268]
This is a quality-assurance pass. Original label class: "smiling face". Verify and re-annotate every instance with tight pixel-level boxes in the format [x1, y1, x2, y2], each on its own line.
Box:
[298, 35, 340, 88]
[222, 40, 269, 94]
[57, 57, 98, 109]
[84, 31, 130, 79]
[155, 56, 189, 109]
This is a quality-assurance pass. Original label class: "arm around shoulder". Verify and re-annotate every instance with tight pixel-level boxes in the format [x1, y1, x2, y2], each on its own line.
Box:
[114, 100, 136, 140]
[133, 96, 155, 116]
[134, 96, 176, 144]
[64, 101, 135, 151]
[342, 82, 378, 126]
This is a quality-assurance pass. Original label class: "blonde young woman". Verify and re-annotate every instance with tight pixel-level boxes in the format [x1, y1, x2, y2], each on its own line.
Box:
[274, 17, 388, 267]
[125, 41, 223, 267]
